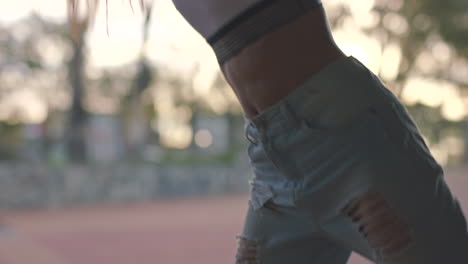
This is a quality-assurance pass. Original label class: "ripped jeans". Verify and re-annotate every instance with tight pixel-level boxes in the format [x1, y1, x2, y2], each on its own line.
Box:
[238, 56, 468, 264]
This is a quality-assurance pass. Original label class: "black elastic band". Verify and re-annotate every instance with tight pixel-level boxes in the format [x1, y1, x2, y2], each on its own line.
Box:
[208, 0, 322, 64]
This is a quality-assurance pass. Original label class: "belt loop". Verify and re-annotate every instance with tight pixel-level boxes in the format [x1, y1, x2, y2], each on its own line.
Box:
[245, 122, 258, 145]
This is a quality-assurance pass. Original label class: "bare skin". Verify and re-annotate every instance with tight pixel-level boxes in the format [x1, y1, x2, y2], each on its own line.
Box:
[172, 2, 345, 118]
[221, 6, 345, 118]
[236, 192, 414, 263]
[342, 192, 413, 256]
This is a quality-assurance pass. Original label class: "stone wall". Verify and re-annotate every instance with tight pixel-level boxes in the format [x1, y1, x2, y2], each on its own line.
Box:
[0, 159, 251, 209]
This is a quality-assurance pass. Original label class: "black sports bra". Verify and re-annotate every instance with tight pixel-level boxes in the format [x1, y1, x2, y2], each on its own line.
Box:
[207, 0, 322, 64]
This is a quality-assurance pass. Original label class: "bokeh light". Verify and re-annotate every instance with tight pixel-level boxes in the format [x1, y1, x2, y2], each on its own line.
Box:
[194, 129, 213, 148]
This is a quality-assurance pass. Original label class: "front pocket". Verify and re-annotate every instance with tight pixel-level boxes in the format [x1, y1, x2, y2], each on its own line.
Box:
[300, 105, 382, 136]
[289, 106, 385, 191]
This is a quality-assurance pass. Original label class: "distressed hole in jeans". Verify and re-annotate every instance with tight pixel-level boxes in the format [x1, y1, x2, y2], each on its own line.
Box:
[342, 191, 414, 256]
[236, 236, 259, 264]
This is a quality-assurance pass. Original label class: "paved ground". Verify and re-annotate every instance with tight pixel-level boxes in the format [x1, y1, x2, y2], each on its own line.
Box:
[0, 166, 467, 264]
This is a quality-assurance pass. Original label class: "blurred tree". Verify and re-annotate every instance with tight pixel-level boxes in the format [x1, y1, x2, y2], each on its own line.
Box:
[423, 0, 468, 58]
[362, 0, 468, 95]
[121, 1, 156, 158]
[377, 0, 468, 164]
[328, 0, 468, 164]
[0, 14, 71, 161]
[0, 123, 23, 160]
[65, 0, 100, 161]
[62, 0, 467, 163]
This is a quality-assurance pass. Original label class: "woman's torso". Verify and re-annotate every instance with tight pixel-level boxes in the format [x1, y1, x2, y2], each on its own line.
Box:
[172, 0, 345, 118]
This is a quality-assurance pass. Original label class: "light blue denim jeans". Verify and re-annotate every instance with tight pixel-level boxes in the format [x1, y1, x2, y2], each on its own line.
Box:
[238, 56, 468, 263]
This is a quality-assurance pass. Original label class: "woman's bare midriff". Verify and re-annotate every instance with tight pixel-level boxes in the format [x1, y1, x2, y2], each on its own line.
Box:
[220, 6, 345, 119]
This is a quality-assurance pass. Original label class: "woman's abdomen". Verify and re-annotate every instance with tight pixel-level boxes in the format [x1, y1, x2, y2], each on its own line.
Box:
[221, 6, 344, 118]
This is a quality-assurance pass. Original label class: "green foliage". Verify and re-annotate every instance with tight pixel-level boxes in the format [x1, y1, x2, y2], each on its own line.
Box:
[362, 0, 468, 164]
[160, 147, 244, 166]
[422, 0, 468, 58]
[0, 123, 23, 160]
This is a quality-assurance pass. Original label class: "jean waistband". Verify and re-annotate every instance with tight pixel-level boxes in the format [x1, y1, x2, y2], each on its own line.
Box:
[243, 55, 373, 134]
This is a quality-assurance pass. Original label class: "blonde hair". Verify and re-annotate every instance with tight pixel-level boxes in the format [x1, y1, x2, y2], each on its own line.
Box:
[67, 0, 145, 41]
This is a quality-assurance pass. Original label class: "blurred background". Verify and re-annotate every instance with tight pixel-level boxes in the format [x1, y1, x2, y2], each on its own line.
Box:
[0, 0, 467, 263]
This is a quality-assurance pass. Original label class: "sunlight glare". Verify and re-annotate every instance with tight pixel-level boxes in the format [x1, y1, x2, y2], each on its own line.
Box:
[402, 78, 466, 121]
[348, 0, 376, 28]
[402, 78, 444, 107]
[432, 42, 451, 64]
[383, 13, 408, 35]
[0, 90, 48, 124]
[0, 1, 34, 23]
[158, 121, 192, 149]
[416, 51, 437, 74]
[439, 83, 465, 121]
[334, 28, 381, 72]
[380, 44, 401, 81]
